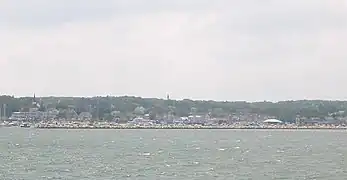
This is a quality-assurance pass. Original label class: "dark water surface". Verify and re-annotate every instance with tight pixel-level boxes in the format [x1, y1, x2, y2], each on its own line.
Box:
[0, 128, 346, 179]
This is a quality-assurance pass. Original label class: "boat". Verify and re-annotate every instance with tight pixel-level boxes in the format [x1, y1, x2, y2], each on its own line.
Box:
[20, 122, 31, 128]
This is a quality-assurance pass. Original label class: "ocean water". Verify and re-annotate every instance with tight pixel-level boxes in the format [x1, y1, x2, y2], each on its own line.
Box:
[0, 128, 346, 180]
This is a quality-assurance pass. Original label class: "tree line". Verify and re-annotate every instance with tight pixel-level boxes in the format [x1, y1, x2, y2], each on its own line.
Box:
[1, 95, 347, 122]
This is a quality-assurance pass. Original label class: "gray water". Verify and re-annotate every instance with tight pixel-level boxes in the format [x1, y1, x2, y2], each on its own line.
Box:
[0, 128, 346, 180]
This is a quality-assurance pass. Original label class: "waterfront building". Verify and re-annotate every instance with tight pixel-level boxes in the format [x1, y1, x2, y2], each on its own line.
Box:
[129, 117, 154, 125]
[9, 94, 59, 121]
[9, 111, 39, 121]
[263, 119, 283, 124]
[188, 115, 207, 124]
[9, 108, 59, 121]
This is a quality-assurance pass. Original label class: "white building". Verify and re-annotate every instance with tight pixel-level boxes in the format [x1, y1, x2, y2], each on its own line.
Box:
[263, 119, 283, 124]
[129, 117, 154, 125]
[9, 109, 58, 121]
[188, 115, 207, 124]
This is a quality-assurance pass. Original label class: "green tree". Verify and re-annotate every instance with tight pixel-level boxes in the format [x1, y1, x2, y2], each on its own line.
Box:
[2, 95, 347, 122]
[133, 106, 145, 116]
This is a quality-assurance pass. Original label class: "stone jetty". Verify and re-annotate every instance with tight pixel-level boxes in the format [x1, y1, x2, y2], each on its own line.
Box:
[31, 121, 347, 130]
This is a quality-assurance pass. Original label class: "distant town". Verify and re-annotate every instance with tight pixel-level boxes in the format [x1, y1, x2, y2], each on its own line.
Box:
[1, 94, 347, 129]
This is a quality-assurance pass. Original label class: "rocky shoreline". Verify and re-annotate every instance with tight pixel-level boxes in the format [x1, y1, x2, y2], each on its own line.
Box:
[34, 123, 347, 130]
[35, 127, 347, 130]
[2, 120, 346, 130]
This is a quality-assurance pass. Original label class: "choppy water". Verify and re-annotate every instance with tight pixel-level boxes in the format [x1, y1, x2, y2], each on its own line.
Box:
[0, 128, 347, 180]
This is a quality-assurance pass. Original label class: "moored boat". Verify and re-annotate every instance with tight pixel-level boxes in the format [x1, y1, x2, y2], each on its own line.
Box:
[20, 122, 31, 128]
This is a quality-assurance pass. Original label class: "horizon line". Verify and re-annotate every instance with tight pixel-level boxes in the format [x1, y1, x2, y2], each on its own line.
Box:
[1, 94, 347, 103]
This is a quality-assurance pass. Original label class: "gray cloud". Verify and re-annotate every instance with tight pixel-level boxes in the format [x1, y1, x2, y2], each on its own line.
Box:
[1, 0, 347, 101]
[1, 0, 115, 27]
[1, 0, 219, 27]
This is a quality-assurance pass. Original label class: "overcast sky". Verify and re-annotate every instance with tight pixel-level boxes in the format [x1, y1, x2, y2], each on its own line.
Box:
[1, 0, 347, 101]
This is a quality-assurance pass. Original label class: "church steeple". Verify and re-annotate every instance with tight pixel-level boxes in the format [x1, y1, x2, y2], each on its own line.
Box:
[32, 93, 38, 107]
